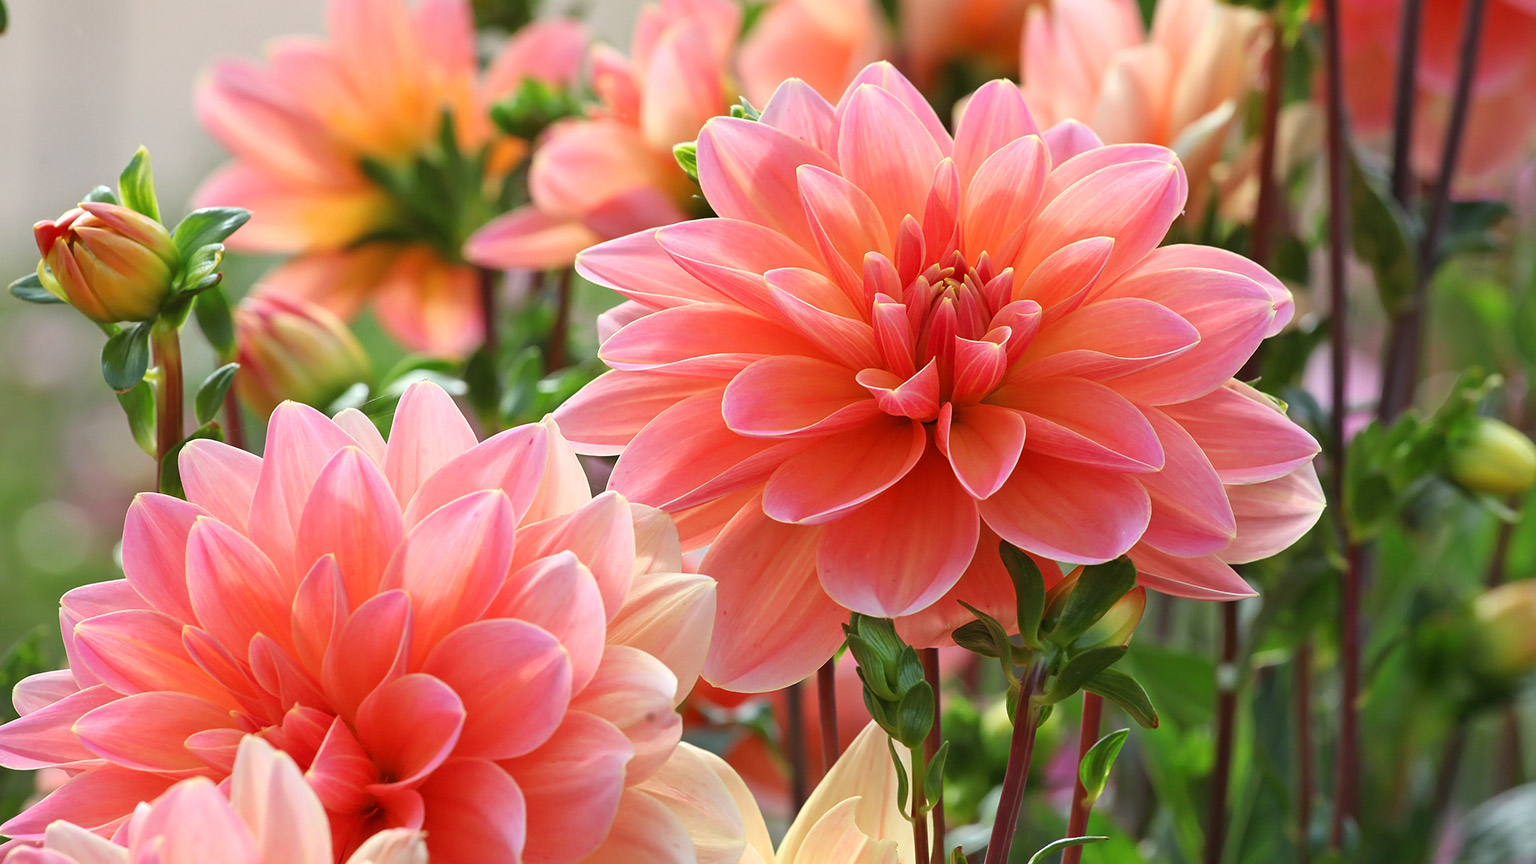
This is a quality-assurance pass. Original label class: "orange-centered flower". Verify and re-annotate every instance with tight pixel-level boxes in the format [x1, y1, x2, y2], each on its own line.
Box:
[555, 64, 1325, 691]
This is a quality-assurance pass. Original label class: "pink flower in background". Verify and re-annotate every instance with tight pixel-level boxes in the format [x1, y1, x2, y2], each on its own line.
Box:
[465, 0, 740, 272]
[899, 0, 1039, 93]
[1340, 0, 1536, 197]
[0, 381, 715, 864]
[737, 0, 888, 106]
[556, 63, 1324, 691]
[1021, 0, 1266, 210]
[194, 0, 586, 355]
[4, 736, 426, 864]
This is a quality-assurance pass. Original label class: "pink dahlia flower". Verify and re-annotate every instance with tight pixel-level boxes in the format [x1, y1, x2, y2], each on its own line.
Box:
[194, 0, 587, 355]
[1340, 0, 1536, 198]
[555, 63, 1325, 691]
[465, 0, 740, 272]
[4, 736, 425, 864]
[0, 381, 715, 864]
[1021, 0, 1266, 212]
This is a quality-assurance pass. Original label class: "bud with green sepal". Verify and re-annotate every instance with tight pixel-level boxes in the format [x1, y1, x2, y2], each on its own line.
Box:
[1470, 581, 1536, 686]
[1445, 416, 1536, 498]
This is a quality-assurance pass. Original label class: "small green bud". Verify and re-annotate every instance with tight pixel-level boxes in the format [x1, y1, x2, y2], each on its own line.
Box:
[1447, 417, 1536, 497]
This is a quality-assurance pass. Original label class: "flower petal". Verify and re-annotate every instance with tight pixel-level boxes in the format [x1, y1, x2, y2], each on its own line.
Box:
[762, 416, 927, 524]
[503, 712, 632, 864]
[724, 356, 879, 439]
[422, 620, 571, 760]
[980, 453, 1151, 563]
[937, 403, 1027, 499]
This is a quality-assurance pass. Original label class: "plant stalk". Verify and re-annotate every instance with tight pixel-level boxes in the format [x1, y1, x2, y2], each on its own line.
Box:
[922, 647, 946, 864]
[1388, 0, 1424, 206]
[1250, 13, 1287, 272]
[984, 665, 1045, 864]
[912, 743, 929, 864]
[1205, 602, 1241, 864]
[785, 679, 809, 815]
[221, 385, 246, 451]
[1295, 639, 1315, 863]
[817, 658, 840, 776]
[546, 267, 574, 372]
[151, 322, 184, 492]
[1061, 693, 1105, 864]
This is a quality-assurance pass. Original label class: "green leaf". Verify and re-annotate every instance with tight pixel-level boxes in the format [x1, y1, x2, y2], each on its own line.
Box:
[847, 635, 899, 702]
[1440, 199, 1511, 259]
[195, 363, 239, 425]
[952, 620, 1002, 658]
[176, 244, 225, 295]
[82, 185, 119, 205]
[172, 208, 251, 255]
[1078, 728, 1131, 802]
[850, 614, 905, 666]
[1001, 541, 1046, 646]
[0, 0, 8, 34]
[118, 146, 161, 221]
[923, 739, 949, 811]
[115, 380, 156, 457]
[1347, 149, 1418, 315]
[1026, 836, 1109, 864]
[1045, 557, 1137, 646]
[894, 681, 934, 748]
[730, 96, 761, 120]
[1083, 668, 1159, 729]
[101, 322, 152, 392]
[947, 847, 969, 864]
[8, 272, 62, 304]
[159, 422, 223, 498]
[887, 738, 910, 815]
[673, 142, 700, 182]
[1043, 645, 1129, 704]
[955, 602, 1011, 664]
[193, 288, 236, 357]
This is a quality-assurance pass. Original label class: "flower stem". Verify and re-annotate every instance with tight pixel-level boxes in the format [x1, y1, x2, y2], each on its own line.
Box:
[1205, 603, 1241, 864]
[1332, 543, 1368, 849]
[785, 679, 809, 814]
[151, 321, 184, 493]
[984, 665, 1045, 864]
[922, 647, 946, 864]
[221, 385, 246, 451]
[1388, 0, 1424, 206]
[817, 658, 840, 775]
[1250, 13, 1287, 272]
[545, 267, 574, 372]
[1061, 693, 1104, 864]
[912, 743, 929, 864]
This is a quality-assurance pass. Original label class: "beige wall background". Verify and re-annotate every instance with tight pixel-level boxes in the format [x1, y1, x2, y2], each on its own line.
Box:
[0, 1, 638, 268]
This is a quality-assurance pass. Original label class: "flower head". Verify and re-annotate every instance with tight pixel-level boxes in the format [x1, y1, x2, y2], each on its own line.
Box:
[0, 381, 714, 864]
[235, 292, 373, 416]
[4, 736, 426, 864]
[556, 63, 1323, 691]
[32, 203, 178, 324]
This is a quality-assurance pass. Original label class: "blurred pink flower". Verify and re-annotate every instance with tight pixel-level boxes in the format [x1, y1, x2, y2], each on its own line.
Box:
[737, 0, 889, 106]
[4, 736, 426, 864]
[194, 0, 586, 355]
[899, 0, 1039, 93]
[0, 381, 714, 864]
[1340, 0, 1536, 197]
[1021, 0, 1266, 210]
[465, 0, 740, 272]
[555, 63, 1324, 691]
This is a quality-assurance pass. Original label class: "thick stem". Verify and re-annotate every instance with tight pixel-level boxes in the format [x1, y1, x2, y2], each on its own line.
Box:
[1428, 722, 1467, 824]
[922, 648, 946, 864]
[1061, 693, 1105, 864]
[221, 384, 246, 452]
[1294, 640, 1315, 863]
[817, 658, 840, 776]
[1206, 603, 1241, 864]
[912, 745, 929, 864]
[546, 267, 574, 372]
[152, 323, 184, 492]
[478, 266, 500, 363]
[1250, 14, 1287, 272]
[983, 666, 1044, 864]
[1388, 0, 1424, 206]
[785, 680, 809, 815]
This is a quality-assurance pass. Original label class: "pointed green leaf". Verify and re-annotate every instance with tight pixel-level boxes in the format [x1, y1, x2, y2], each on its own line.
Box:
[923, 739, 949, 812]
[172, 208, 251, 255]
[195, 363, 239, 425]
[1083, 668, 1159, 729]
[952, 620, 1001, 658]
[947, 848, 969, 864]
[1347, 148, 1417, 314]
[673, 142, 700, 182]
[887, 738, 910, 815]
[1026, 836, 1109, 864]
[1078, 728, 1130, 803]
[118, 146, 161, 221]
[1043, 645, 1129, 704]
[894, 681, 934, 748]
[101, 322, 152, 392]
[193, 288, 235, 357]
[1001, 541, 1046, 646]
[8, 272, 62, 304]
[115, 380, 156, 457]
[1046, 557, 1137, 646]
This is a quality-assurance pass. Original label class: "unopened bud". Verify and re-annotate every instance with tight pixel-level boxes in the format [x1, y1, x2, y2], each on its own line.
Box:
[1471, 581, 1536, 681]
[1447, 417, 1536, 497]
[234, 293, 371, 417]
[1044, 568, 1147, 649]
[32, 202, 177, 323]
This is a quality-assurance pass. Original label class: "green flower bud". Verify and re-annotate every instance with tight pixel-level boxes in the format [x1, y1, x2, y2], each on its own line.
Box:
[1447, 417, 1536, 497]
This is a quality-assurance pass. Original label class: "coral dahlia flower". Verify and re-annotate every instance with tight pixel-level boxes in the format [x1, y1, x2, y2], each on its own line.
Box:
[195, 0, 587, 355]
[0, 381, 715, 864]
[556, 63, 1324, 691]
[4, 736, 425, 864]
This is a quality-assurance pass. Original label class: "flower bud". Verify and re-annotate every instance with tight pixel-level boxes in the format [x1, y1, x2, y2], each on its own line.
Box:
[32, 202, 178, 323]
[234, 293, 371, 417]
[1043, 568, 1147, 649]
[1447, 417, 1536, 497]
[1471, 581, 1536, 682]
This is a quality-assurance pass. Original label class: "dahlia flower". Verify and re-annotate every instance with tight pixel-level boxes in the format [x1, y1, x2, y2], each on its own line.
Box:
[0, 381, 715, 864]
[3, 736, 425, 864]
[556, 63, 1324, 690]
[194, 0, 586, 355]
[465, 0, 740, 272]
[1021, 0, 1266, 211]
[1341, 0, 1536, 197]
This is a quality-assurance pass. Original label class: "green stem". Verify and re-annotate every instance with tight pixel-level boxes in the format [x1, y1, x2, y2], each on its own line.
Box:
[151, 321, 184, 492]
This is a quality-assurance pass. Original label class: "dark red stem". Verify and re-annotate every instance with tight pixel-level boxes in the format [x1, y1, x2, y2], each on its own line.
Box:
[1205, 603, 1241, 864]
[785, 679, 809, 815]
[817, 658, 840, 776]
[1061, 693, 1105, 864]
[983, 666, 1044, 864]
[922, 648, 946, 864]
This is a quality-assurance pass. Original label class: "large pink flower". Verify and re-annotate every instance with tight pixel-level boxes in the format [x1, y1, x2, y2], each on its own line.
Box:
[194, 0, 587, 354]
[555, 63, 1325, 691]
[0, 382, 715, 864]
[1340, 0, 1536, 197]
[465, 0, 740, 272]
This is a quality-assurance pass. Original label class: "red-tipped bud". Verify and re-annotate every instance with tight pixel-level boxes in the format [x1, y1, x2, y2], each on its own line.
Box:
[234, 293, 371, 417]
[32, 202, 177, 323]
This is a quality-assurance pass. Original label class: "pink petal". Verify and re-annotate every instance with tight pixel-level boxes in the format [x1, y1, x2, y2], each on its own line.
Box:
[568, 646, 680, 783]
[1220, 462, 1325, 564]
[837, 84, 946, 236]
[556, 371, 720, 457]
[422, 620, 571, 760]
[249, 402, 366, 576]
[334, 408, 388, 464]
[321, 590, 411, 722]
[857, 362, 942, 421]
[761, 416, 927, 524]
[384, 381, 479, 507]
[1139, 244, 1295, 335]
[631, 503, 685, 574]
[1012, 377, 1164, 471]
[817, 447, 980, 617]
[512, 492, 636, 620]
[519, 417, 594, 526]
[1040, 119, 1105, 164]
[178, 441, 261, 533]
[895, 527, 1062, 648]
[580, 789, 696, 864]
[700, 497, 845, 691]
[953, 79, 1040, 188]
[980, 453, 1152, 563]
[307, 718, 377, 814]
[723, 356, 879, 438]
[796, 165, 893, 300]
[766, 276, 883, 369]
[372, 248, 480, 358]
[1129, 545, 1257, 600]
[418, 759, 527, 864]
[961, 134, 1049, 264]
[1015, 235, 1115, 314]
[1135, 409, 1237, 557]
[605, 571, 717, 703]
[229, 737, 331, 864]
[127, 776, 260, 864]
[834, 62, 952, 155]
[503, 712, 632, 864]
[760, 79, 838, 152]
[14, 670, 78, 716]
[655, 219, 823, 320]
[74, 691, 233, 773]
[36, 822, 129, 864]
[486, 552, 607, 692]
[0, 684, 116, 770]
[1006, 297, 1198, 383]
[72, 610, 230, 707]
[463, 207, 601, 271]
[1016, 159, 1187, 285]
[186, 516, 293, 654]
[1, 766, 174, 840]
[295, 447, 404, 606]
[937, 403, 1027, 499]
[121, 494, 207, 623]
[402, 422, 555, 526]
[639, 18, 727, 150]
[356, 673, 466, 788]
[697, 117, 839, 252]
[290, 556, 348, 678]
[1161, 380, 1321, 484]
[575, 229, 727, 309]
[1042, 143, 1180, 204]
[600, 303, 822, 379]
